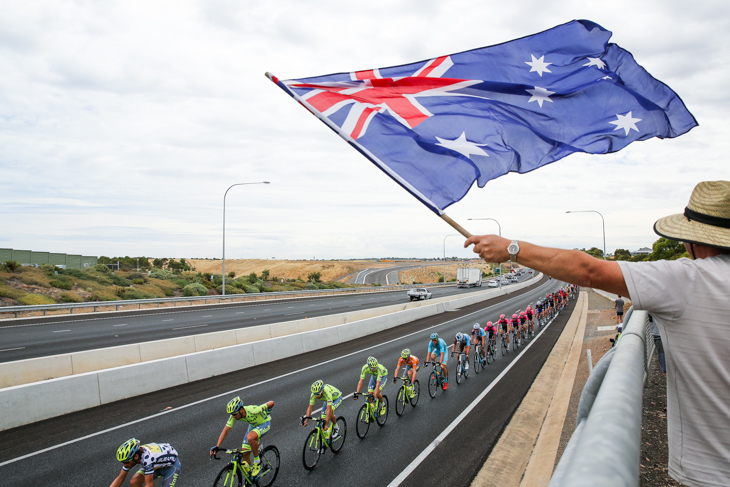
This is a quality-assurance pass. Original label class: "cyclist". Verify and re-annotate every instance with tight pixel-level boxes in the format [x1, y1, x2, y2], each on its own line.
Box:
[497, 314, 510, 346]
[393, 349, 419, 394]
[526, 306, 535, 333]
[354, 356, 388, 416]
[485, 321, 498, 352]
[426, 332, 449, 389]
[303, 380, 342, 441]
[111, 438, 180, 487]
[519, 311, 528, 338]
[451, 332, 471, 370]
[535, 300, 544, 325]
[471, 323, 487, 364]
[511, 313, 521, 343]
[210, 396, 274, 477]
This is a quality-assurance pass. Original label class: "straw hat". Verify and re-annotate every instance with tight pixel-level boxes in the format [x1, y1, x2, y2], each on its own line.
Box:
[654, 181, 730, 250]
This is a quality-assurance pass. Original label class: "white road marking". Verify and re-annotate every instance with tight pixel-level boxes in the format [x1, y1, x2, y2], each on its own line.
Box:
[113, 324, 127, 327]
[0, 347, 25, 353]
[172, 324, 208, 330]
[162, 319, 174, 322]
[52, 330, 71, 333]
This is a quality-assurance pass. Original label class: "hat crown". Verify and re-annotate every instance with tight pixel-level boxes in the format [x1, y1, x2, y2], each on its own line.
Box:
[687, 181, 730, 219]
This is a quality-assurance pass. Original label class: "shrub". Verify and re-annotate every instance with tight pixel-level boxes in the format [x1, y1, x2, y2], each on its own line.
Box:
[93, 264, 111, 274]
[2, 260, 20, 272]
[120, 289, 151, 300]
[158, 286, 175, 297]
[88, 290, 119, 302]
[59, 291, 83, 302]
[17, 294, 57, 305]
[305, 283, 318, 290]
[65, 269, 88, 279]
[50, 279, 73, 290]
[149, 269, 175, 280]
[243, 285, 260, 294]
[40, 264, 58, 273]
[183, 283, 208, 297]
[0, 285, 23, 300]
[18, 274, 50, 287]
[132, 279, 145, 285]
[110, 275, 132, 287]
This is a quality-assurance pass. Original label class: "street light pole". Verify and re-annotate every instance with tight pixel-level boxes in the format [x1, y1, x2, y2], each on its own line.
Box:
[223, 181, 270, 296]
[468, 217, 502, 288]
[566, 210, 606, 260]
[443, 234, 460, 285]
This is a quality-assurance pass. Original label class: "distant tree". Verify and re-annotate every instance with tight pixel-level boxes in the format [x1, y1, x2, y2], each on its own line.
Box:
[228, 271, 236, 278]
[248, 272, 258, 281]
[613, 249, 632, 261]
[581, 247, 604, 259]
[261, 269, 270, 281]
[650, 237, 688, 261]
[308, 272, 322, 283]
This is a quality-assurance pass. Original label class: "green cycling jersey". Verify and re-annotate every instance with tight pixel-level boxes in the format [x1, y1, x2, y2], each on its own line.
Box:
[360, 363, 388, 381]
[309, 384, 342, 406]
[225, 403, 271, 428]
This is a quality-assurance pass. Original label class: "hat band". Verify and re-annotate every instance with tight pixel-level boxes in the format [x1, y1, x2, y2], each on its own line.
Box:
[684, 207, 730, 229]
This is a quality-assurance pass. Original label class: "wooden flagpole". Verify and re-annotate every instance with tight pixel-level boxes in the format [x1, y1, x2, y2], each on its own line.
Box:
[440, 214, 473, 239]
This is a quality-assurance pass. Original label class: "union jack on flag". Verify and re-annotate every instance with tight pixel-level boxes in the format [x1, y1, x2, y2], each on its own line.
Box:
[268, 20, 697, 215]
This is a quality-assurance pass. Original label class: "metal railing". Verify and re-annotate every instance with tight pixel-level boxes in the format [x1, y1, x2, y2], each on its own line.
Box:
[0, 282, 457, 319]
[550, 307, 655, 487]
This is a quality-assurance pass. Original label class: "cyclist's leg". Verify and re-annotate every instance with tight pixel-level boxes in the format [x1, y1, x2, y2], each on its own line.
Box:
[129, 471, 145, 487]
[440, 352, 448, 378]
[247, 422, 270, 459]
[156, 459, 182, 487]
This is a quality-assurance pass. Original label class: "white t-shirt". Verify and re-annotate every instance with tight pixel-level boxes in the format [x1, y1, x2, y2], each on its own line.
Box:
[619, 255, 730, 487]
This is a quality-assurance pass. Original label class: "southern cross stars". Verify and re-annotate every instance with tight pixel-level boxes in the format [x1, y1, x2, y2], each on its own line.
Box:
[525, 54, 552, 77]
[610, 111, 642, 135]
[435, 132, 489, 159]
[583, 57, 607, 69]
[527, 86, 555, 108]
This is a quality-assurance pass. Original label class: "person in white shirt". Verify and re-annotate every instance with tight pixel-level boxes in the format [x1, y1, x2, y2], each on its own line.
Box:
[464, 180, 730, 487]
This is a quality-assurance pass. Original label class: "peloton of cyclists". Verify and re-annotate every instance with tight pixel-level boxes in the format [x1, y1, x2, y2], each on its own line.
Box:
[451, 332, 471, 370]
[210, 396, 275, 477]
[111, 439, 181, 487]
[426, 332, 449, 390]
[303, 380, 343, 442]
[354, 356, 388, 416]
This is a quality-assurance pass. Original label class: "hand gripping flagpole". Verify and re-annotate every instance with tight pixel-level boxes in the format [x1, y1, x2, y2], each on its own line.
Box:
[265, 72, 473, 240]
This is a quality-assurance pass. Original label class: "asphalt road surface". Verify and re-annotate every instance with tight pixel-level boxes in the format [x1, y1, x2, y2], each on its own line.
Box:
[0, 276, 573, 487]
[0, 278, 529, 363]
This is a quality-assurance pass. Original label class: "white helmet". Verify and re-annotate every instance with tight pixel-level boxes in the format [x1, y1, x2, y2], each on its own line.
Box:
[472, 323, 480, 330]
[455, 332, 463, 341]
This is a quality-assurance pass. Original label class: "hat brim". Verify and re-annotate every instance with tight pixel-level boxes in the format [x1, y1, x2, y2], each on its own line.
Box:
[654, 213, 730, 251]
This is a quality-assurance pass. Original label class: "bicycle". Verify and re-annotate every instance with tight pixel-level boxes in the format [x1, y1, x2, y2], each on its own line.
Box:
[511, 328, 520, 351]
[485, 336, 496, 364]
[500, 332, 508, 356]
[394, 375, 420, 416]
[210, 444, 280, 487]
[354, 391, 389, 438]
[473, 341, 484, 373]
[300, 414, 347, 470]
[454, 351, 469, 384]
[424, 361, 447, 398]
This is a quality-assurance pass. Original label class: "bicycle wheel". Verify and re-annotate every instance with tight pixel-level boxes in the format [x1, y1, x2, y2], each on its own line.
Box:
[376, 395, 389, 426]
[428, 372, 438, 398]
[330, 416, 347, 454]
[256, 445, 280, 487]
[501, 337, 506, 356]
[473, 350, 481, 373]
[456, 360, 463, 384]
[356, 403, 370, 438]
[213, 464, 243, 487]
[410, 380, 420, 407]
[395, 386, 406, 416]
[486, 345, 493, 365]
[302, 430, 321, 470]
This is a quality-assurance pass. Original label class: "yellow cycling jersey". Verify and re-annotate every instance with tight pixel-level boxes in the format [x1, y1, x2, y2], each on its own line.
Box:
[226, 404, 271, 428]
[309, 384, 342, 406]
[360, 363, 388, 381]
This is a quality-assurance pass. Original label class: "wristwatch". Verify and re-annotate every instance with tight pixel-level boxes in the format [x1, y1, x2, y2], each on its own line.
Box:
[508, 240, 520, 261]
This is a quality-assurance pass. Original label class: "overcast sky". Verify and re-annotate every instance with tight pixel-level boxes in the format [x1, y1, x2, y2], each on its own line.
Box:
[2, 0, 728, 261]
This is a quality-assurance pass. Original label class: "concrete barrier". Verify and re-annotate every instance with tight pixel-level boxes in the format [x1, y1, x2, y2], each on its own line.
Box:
[71, 344, 142, 374]
[0, 274, 545, 430]
[0, 354, 73, 389]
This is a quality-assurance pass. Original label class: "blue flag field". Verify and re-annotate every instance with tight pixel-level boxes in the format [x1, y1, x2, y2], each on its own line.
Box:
[268, 19, 697, 215]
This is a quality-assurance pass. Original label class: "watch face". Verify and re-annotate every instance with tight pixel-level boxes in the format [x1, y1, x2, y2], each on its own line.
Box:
[508, 243, 519, 254]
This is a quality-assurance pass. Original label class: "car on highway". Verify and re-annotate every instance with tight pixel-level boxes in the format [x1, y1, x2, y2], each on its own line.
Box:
[487, 280, 499, 288]
[407, 288, 432, 301]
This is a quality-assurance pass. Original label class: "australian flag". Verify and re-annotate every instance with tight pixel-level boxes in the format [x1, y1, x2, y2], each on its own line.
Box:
[268, 20, 697, 215]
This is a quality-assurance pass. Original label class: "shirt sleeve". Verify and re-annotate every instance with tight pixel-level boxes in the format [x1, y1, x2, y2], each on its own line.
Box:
[618, 259, 692, 321]
[226, 415, 235, 428]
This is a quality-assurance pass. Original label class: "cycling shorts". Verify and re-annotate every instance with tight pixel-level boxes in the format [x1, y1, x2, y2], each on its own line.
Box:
[430, 351, 448, 365]
[321, 395, 342, 414]
[133, 459, 181, 487]
[241, 421, 271, 446]
[368, 374, 387, 392]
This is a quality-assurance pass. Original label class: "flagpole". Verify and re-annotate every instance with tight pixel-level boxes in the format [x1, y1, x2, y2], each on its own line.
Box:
[440, 214, 472, 238]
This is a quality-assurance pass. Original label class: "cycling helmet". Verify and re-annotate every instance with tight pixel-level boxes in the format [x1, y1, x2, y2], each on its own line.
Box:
[455, 332, 463, 341]
[401, 349, 411, 359]
[311, 380, 324, 395]
[487, 321, 493, 327]
[527, 306, 532, 311]
[500, 314, 505, 319]
[367, 356, 379, 369]
[520, 311, 525, 316]
[226, 396, 244, 415]
[430, 332, 439, 340]
[512, 314, 517, 319]
[473, 323, 480, 330]
[116, 438, 141, 462]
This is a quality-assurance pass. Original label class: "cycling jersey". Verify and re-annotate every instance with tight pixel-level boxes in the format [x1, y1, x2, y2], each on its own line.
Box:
[428, 338, 448, 356]
[456, 335, 471, 346]
[485, 325, 497, 338]
[360, 363, 388, 381]
[397, 355, 420, 370]
[497, 319, 509, 331]
[526, 310, 533, 319]
[309, 384, 342, 407]
[226, 404, 271, 428]
[471, 328, 486, 339]
[511, 317, 519, 328]
[124, 443, 179, 476]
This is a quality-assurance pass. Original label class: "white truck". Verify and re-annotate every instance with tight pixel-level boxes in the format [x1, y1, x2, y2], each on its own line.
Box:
[457, 267, 483, 288]
[407, 288, 432, 301]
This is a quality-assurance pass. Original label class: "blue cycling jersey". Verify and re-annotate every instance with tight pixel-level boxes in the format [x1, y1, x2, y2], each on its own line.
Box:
[428, 338, 448, 356]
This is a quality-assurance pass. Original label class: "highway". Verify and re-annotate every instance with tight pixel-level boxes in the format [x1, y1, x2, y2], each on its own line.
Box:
[0, 276, 571, 486]
[0, 279, 529, 363]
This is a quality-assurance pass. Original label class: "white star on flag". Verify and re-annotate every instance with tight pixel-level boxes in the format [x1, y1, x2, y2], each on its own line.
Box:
[525, 55, 552, 77]
[435, 132, 489, 159]
[583, 57, 607, 69]
[526, 86, 555, 108]
[610, 111, 642, 135]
